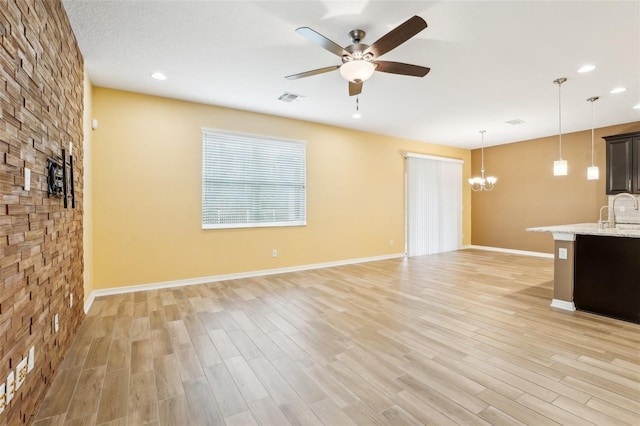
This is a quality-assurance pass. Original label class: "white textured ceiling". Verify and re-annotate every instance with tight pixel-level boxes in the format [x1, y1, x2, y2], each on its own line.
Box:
[62, 0, 640, 149]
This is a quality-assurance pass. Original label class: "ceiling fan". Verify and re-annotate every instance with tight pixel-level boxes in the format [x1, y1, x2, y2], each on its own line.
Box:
[285, 15, 430, 96]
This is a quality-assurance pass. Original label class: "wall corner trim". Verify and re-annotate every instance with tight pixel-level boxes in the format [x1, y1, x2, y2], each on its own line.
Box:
[463, 245, 554, 259]
[84, 292, 96, 314]
[550, 299, 577, 311]
[83, 252, 406, 312]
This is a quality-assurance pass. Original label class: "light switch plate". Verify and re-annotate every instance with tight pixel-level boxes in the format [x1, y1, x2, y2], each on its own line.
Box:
[6, 371, 15, 404]
[0, 383, 5, 413]
[24, 168, 31, 191]
[27, 346, 35, 372]
[16, 358, 28, 389]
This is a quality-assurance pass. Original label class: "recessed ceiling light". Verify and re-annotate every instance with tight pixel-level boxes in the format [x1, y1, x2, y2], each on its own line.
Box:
[633, 103, 640, 110]
[610, 87, 626, 94]
[577, 64, 595, 73]
[151, 72, 167, 81]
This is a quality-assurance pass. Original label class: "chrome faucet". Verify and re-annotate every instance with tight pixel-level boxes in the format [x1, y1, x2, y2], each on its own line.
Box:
[609, 193, 640, 227]
[598, 205, 610, 229]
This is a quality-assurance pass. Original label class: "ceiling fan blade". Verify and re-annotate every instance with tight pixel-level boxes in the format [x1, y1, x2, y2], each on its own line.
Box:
[364, 15, 427, 58]
[373, 61, 430, 77]
[285, 65, 340, 80]
[349, 81, 362, 96]
[296, 27, 348, 57]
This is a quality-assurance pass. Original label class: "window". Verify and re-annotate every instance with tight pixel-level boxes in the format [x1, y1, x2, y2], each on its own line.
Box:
[202, 128, 306, 229]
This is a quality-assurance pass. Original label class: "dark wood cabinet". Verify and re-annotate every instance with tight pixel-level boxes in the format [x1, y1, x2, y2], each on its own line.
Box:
[574, 234, 640, 323]
[605, 131, 640, 194]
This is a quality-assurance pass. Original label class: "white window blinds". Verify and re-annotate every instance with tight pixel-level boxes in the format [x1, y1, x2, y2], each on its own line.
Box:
[406, 154, 462, 256]
[202, 128, 307, 229]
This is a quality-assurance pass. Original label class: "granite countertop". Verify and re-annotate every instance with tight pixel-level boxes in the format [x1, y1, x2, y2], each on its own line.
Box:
[527, 223, 640, 238]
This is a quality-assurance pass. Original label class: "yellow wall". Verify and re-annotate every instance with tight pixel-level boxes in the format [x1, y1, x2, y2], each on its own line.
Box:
[83, 70, 94, 303]
[471, 121, 640, 253]
[91, 87, 471, 289]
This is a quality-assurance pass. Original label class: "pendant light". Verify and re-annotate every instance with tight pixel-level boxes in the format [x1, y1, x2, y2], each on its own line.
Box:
[553, 77, 568, 176]
[586, 96, 599, 180]
[352, 96, 361, 119]
[468, 130, 497, 191]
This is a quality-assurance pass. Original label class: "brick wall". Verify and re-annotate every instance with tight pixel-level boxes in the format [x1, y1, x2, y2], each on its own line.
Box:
[0, 0, 84, 423]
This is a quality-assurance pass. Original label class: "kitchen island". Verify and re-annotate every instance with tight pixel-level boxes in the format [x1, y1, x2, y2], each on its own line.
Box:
[528, 223, 640, 323]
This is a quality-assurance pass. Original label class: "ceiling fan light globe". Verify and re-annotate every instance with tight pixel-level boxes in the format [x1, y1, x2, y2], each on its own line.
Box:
[340, 60, 375, 83]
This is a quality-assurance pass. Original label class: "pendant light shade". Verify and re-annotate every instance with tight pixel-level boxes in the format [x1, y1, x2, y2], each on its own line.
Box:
[587, 96, 599, 180]
[553, 78, 567, 176]
[554, 159, 568, 176]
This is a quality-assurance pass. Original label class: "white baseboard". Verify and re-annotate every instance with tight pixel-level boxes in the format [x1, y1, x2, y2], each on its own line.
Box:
[84, 252, 406, 313]
[463, 245, 553, 259]
[83, 292, 96, 314]
[550, 298, 576, 312]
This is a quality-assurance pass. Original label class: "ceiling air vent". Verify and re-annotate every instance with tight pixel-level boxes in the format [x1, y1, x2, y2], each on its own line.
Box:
[505, 119, 526, 125]
[278, 92, 304, 103]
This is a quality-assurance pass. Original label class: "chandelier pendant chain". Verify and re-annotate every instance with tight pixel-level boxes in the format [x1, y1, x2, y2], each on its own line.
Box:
[480, 130, 486, 178]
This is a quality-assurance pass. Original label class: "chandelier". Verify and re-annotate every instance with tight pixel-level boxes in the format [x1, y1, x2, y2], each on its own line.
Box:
[468, 130, 497, 191]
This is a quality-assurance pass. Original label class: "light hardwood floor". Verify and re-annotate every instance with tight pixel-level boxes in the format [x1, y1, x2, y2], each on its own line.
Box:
[33, 249, 640, 425]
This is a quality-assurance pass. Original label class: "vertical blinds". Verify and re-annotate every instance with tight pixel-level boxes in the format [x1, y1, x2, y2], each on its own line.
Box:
[406, 154, 462, 256]
[202, 128, 307, 229]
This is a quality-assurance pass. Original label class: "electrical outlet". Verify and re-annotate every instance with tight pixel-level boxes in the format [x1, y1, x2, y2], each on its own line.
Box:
[54, 314, 59, 332]
[0, 383, 5, 414]
[272, 249, 278, 258]
[390, 239, 394, 246]
[6, 371, 15, 404]
[16, 358, 28, 389]
[558, 248, 568, 260]
[27, 346, 35, 373]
